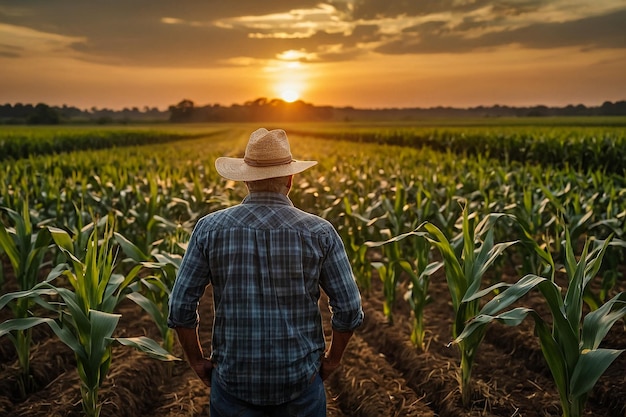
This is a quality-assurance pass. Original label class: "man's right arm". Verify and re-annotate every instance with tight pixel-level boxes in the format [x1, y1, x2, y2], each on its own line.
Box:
[320, 328, 353, 380]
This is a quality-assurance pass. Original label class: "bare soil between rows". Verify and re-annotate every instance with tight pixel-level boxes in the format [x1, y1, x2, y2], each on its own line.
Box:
[1, 267, 625, 417]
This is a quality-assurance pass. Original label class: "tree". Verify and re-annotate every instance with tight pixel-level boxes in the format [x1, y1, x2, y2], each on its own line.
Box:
[168, 99, 195, 122]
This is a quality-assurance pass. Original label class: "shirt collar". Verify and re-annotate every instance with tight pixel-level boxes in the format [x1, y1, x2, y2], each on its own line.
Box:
[242, 192, 294, 207]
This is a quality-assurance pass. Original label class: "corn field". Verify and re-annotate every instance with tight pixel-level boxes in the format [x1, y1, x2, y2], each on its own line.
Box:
[0, 120, 625, 417]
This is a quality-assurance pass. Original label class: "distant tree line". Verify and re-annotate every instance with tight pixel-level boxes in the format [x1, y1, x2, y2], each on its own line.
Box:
[169, 98, 626, 123]
[0, 103, 169, 125]
[168, 98, 333, 123]
[2, 99, 625, 125]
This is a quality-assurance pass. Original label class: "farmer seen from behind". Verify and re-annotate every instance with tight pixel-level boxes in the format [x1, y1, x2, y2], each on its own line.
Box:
[168, 127, 364, 416]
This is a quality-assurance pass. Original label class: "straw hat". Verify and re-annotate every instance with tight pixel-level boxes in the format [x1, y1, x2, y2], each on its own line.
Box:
[215, 128, 317, 181]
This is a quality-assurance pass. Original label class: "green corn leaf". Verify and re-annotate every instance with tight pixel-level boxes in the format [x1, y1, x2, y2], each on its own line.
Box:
[570, 348, 624, 398]
[0, 286, 58, 311]
[480, 274, 547, 316]
[581, 292, 626, 350]
[55, 287, 91, 333]
[114, 232, 151, 262]
[563, 230, 587, 330]
[48, 226, 76, 255]
[0, 220, 19, 272]
[0, 317, 53, 338]
[46, 318, 86, 361]
[583, 236, 612, 289]
[462, 281, 512, 304]
[86, 310, 120, 383]
[535, 280, 580, 373]
[474, 240, 519, 280]
[126, 292, 166, 329]
[531, 313, 570, 409]
[114, 336, 180, 361]
[422, 222, 465, 310]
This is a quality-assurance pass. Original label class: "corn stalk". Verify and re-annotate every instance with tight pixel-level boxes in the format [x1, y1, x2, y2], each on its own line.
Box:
[367, 230, 442, 350]
[426, 208, 518, 407]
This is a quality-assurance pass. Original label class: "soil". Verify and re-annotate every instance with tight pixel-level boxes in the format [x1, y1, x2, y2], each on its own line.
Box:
[0, 265, 625, 417]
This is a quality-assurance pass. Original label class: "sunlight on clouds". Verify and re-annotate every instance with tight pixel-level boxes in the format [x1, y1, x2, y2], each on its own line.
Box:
[0, 23, 84, 57]
[216, 4, 350, 39]
[276, 50, 310, 61]
[161, 17, 184, 25]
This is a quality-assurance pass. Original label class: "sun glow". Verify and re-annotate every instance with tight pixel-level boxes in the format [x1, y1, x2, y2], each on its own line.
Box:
[280, 89, 300, 102]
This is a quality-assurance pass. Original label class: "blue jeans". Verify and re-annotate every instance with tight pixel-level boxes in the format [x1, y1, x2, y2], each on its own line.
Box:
[209, 373, 326, 417]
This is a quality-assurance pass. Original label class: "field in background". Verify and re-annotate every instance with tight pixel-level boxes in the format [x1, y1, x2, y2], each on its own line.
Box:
[1, 119, 625, 417]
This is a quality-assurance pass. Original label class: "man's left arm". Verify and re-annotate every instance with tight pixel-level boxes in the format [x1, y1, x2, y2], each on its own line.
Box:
[174, 326, 213, 387]
[319, 227, 365, 378]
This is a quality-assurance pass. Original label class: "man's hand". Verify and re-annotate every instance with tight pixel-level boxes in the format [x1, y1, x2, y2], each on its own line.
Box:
[190, 357, 214, 387]
[320, 355, 341, 381]
[320, 329, 353, 381]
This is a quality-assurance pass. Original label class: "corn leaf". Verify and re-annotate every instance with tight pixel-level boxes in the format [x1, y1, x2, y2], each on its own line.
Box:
[85, 310, 120, 387]
[581, 292, 626, 350]
[570, 348, 624, 398]
[0, 286, 58, 311]
[531, 312, 570, 409]
[0, 317, 53, 337]
[114, 336, 180, 361]
[0, 219, 19, 272]
[114, 232, 151, 262]
[126, 292, 166, 327]
[422, 223, 465, 310]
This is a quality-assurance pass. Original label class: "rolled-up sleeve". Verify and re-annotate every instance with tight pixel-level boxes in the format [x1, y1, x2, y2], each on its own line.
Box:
[319, 227, 364, 332]
[167, 223, 212, 329]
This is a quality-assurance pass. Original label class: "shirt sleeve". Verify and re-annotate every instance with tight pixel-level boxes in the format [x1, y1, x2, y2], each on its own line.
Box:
[167, 221, 212, 329]
[319, 225, 364, 332]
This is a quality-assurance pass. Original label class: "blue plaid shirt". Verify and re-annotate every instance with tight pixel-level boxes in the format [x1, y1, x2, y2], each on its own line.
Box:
[168, 192, 363, 405]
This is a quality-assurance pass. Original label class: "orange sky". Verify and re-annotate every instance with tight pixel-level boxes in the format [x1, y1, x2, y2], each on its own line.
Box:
[1, 1, 625, 110]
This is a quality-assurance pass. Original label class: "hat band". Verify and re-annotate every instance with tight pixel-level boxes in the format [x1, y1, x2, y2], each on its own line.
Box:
[244, 155, 293, 167]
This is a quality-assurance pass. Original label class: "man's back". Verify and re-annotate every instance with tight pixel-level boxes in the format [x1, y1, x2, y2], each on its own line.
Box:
[173, 192, 361, 405]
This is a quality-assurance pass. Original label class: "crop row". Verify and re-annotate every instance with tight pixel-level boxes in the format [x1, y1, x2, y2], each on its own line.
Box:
[0, 125, 226, 161]
[289, 122, 626, 173]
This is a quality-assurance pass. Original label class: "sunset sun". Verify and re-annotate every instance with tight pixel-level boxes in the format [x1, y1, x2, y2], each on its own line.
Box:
[280, 89, 300, 103]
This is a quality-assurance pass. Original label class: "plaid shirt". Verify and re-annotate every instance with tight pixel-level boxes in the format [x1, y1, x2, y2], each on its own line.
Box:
[168, 192, 363, 405]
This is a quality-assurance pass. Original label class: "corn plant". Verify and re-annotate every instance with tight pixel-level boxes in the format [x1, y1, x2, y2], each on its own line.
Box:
[401, 237, 442, 350]
[0, 201, 52, 397]
[426, 208, 518, 407]
[335, 195, 377, 293]
[0, 218, 178, 417]
[367, 232, 442, 350]
[368, 181, 418, 324]
[371, 235, 404, 324]
[454, 229, 625, 417]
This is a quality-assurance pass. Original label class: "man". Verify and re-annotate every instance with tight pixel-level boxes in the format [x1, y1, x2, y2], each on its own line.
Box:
[168, 128, 364, 416]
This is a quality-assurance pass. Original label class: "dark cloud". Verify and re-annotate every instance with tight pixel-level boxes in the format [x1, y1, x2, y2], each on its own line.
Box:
[0, 51, 20, 58]
[376, 8, 626, 54]
[0, 0, 322, 66]
[0, 0, 624, 68]
[347, 0, 548, 20]
[0, 43, 21, 58]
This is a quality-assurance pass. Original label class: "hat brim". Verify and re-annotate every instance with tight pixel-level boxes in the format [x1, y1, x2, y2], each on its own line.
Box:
[215, 157, 317, 181]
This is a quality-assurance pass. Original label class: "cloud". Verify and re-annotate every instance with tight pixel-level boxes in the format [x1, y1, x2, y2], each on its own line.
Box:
[0, 0, 324, 66]
[346, 0, 548, 19]
[375, 8, 626, 54]
[0, 0, 624, 69]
